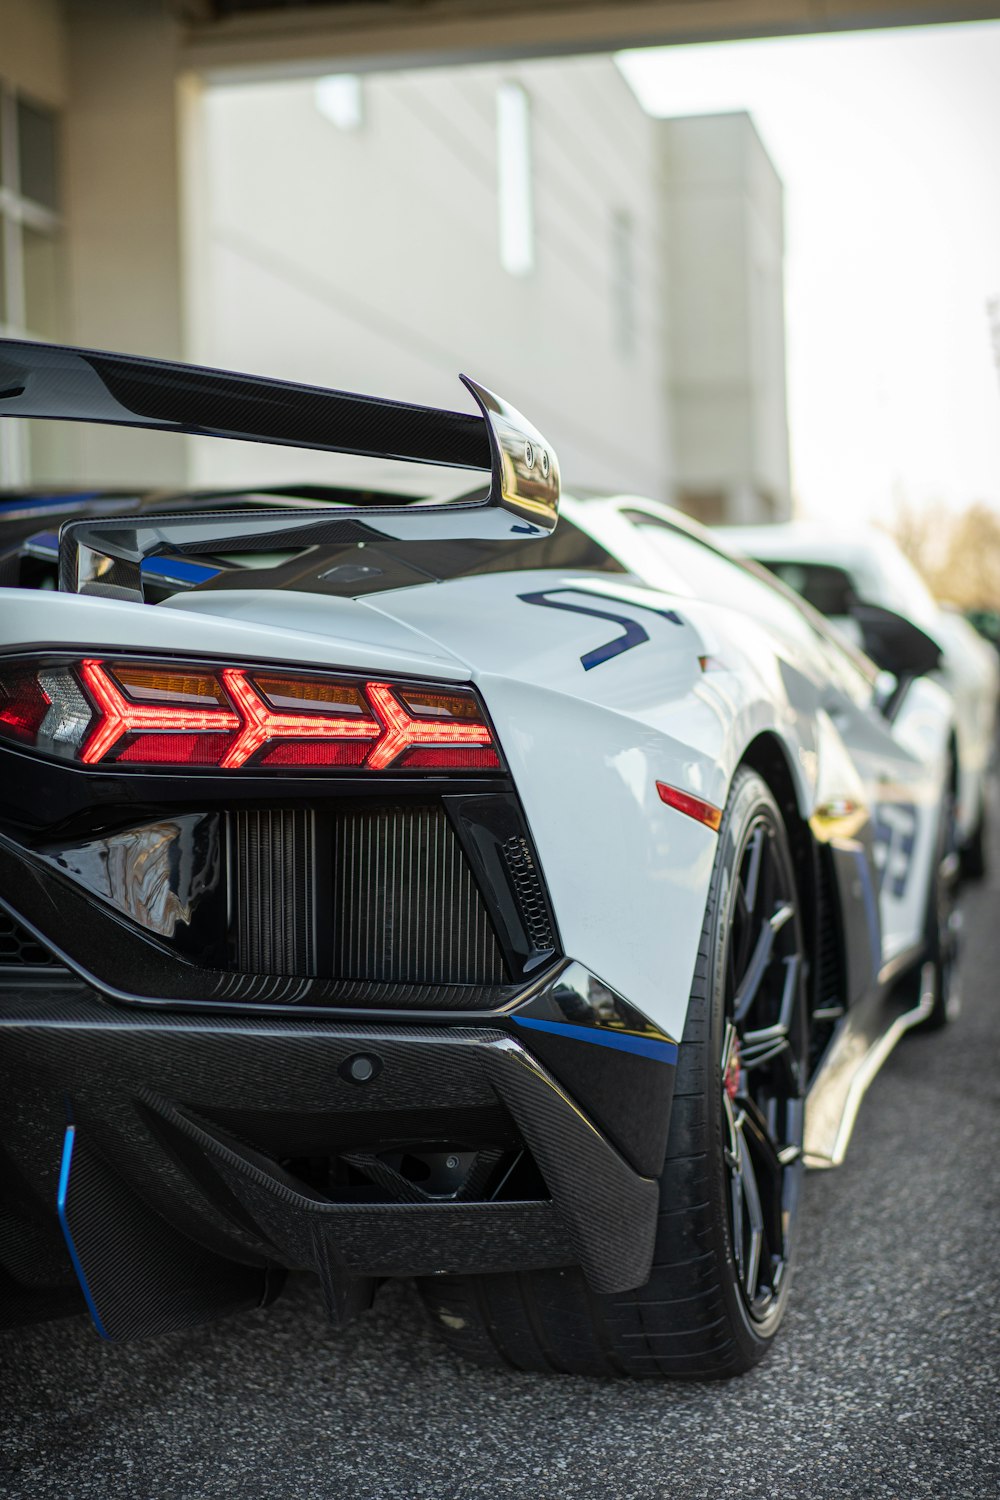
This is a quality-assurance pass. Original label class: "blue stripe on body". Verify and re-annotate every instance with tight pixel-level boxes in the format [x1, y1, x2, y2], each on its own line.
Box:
[141, 555, 220, 584]
[512, 1015, 678, 1064]
[0, 492, 102, 511]
[23, 532, 220, 586]
[56, 1125, 112, 1341]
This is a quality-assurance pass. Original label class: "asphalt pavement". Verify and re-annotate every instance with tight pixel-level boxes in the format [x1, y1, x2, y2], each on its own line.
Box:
[2, 828, 999, 1500]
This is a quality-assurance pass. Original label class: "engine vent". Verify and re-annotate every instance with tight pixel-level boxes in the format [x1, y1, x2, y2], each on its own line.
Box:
[501, 834, 555, 955]
[0, 911, 63, 970]
[229, 809, 317, 976]
[228, 804, 507, 989]
[331, 805, 506, 986]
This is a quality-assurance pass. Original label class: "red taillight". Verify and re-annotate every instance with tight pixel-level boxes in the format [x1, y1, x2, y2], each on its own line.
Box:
[115, 733, 236, 765]
[0, 655, 502, 774]
[79, 659, 241, 765]
[0, 669, 51, 742]
[365, 682, 494, 770]
[217, 668, 380, 769]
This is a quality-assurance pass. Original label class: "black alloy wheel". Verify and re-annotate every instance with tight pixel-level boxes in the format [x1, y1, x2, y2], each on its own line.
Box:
[719, 801, 808, 1325]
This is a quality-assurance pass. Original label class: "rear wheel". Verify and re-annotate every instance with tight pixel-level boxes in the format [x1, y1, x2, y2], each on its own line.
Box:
[920, 779, 962, 1030]
[418, 768, 809, 1378]
[960, 798, 988, 882]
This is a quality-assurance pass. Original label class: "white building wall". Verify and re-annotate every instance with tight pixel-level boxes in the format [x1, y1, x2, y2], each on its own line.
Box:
[186, 56, 672, 498]
[60, 0, 187, 488]
[0, 12, 791, 523]
[660, 111, 791, 522]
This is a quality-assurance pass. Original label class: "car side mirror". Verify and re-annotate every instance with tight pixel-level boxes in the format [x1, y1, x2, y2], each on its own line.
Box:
[850, 601, 943, 678]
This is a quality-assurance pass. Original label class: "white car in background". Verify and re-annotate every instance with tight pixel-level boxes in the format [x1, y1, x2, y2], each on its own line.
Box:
[720, 522, 999, 877]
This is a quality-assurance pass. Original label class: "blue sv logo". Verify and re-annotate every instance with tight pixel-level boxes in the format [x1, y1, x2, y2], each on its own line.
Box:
[518, 588, 683, 670]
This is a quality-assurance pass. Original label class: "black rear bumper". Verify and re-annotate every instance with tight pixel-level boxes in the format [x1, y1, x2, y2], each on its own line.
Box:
[0, 978, 673, 1342]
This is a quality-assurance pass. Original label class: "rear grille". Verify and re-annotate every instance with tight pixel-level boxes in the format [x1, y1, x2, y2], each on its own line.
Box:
[229, 809, 317, 976]
[332, 805, 506, 985]
[228, 803, 507, 988]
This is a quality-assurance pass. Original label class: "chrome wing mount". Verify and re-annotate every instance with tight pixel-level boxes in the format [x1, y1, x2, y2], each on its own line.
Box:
[0, 338, 560, 602]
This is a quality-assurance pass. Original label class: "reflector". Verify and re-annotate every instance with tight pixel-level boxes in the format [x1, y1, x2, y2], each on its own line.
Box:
[655, 781, 723, 832]
[113, 664, 228, 705]
[116, 733, 235, 765]
[401, 748, 501, 769]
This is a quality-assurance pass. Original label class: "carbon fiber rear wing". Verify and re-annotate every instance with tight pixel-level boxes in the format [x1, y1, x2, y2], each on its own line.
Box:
[0, 339, 560, 602]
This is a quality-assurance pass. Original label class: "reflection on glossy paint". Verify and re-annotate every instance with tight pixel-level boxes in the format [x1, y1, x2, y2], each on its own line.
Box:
[44, 815, 221, 937]
[809, 798, 868, 843]
[609, 745, 648, 804]
[514, 959, 677, 1045]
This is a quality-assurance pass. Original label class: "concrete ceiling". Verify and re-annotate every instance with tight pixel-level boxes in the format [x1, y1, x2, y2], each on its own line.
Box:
[175, 0, 1000, 78]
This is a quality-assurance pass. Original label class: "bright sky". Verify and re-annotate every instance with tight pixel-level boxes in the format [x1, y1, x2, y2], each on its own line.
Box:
[618, 22, 1000, 526]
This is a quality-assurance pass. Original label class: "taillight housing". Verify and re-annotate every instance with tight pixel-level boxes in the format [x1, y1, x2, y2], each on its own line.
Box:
[0, 654, 503, 774]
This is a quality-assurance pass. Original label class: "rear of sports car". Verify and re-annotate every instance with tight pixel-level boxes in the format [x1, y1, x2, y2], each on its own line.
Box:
[0, 341, 683, 1357]
[0, 602, 674, 1344]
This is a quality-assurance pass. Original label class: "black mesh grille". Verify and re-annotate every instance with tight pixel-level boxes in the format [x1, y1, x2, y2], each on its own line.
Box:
[331, 805, 506, 986]
[229, 809, 317, 976]
[501, 834, 555, 954]
[814, 852, 842, 1011]
[0, 911, 61, 969]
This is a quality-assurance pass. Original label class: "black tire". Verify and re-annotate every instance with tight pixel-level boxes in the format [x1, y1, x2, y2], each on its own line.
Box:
[960, 799, 988, 882]
[919, 779, 962, 1030]
[418, 768, 809, 1379]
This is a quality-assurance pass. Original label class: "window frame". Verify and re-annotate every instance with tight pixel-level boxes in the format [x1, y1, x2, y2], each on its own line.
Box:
[0, 79, 64, 486]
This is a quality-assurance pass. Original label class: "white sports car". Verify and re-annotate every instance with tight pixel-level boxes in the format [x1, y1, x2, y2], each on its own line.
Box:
[720, 521, 998, 878]
[0, 342, 962, 1379]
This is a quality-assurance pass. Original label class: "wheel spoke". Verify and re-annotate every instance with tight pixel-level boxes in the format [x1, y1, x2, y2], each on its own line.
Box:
[742, 826, 764, 920]
[740, 1036, 790, 1070]
[733, 904, 794, 1023]
[741, 1097, 787, 1255]
[735, 1117, 764, 1301]
[740, 954, 804, 1088]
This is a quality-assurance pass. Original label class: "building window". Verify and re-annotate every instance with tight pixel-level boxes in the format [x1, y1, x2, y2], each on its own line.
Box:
[17, 97, 60, 212]
[496, 82, 534, 277]
[314, 75, 364, 132]
[0, 82, 64, 484]
[611, 210, 636, 358]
